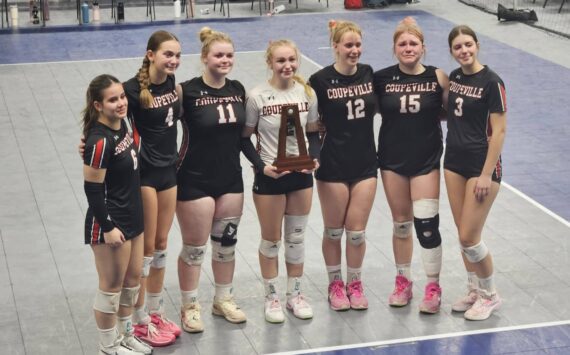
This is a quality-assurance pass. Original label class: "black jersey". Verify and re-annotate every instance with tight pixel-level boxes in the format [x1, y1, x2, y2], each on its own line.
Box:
[446, 66, 506, 154]
[178, 77, 245, 191]
[374, 65, 443, 176]
[123, 75, 179, 168]
[309, 64, 378, 182]
[84, 118, 144, 243]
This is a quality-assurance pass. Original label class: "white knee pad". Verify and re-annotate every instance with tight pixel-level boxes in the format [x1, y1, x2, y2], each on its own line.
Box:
[413, 199, 439, 219]
[346, 230, 366, 246]
[93, 289, 120, 314]
[284, 215, 308, 264]
[119, 285, 140, 307]
[259, 239, 281, 259]
[461, 241, 489, 263]
[141, 256, 153, 278]
[324, 227, 344, 241]
[180, 244, 207, 266]
[150, 249, 167, 269]
[421, 245, 442, 276]
[393, 221, 413, 238]
[211, 216, 240, 263]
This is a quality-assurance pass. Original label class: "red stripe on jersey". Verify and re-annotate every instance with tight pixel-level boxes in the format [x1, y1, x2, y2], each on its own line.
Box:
[91, 218, 101, 244]
[91, 139, 106, 168]
[487, 114, 492, 137]
[132, 122, 141, 151]
[495, 157, 503, 179]
[498, 83, 507, 112]
[177, 121, 190, 170]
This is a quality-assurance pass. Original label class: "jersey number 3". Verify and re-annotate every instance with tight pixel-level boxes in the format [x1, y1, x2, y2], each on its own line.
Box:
[454, 97, 464, 117]
[346, 99, 365, 120]
[217, 104, 237, 124]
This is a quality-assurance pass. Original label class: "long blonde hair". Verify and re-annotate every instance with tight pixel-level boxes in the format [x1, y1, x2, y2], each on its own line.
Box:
[265, 39, 313, 98]
[136, 30, 179, 109]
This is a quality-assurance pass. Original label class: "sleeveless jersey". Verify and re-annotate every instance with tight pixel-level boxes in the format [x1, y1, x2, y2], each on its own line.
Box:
[245, 81, 318, 165]
[178, 77, 246, 190]
[309, 63, 378, 182]
[123, 75, 179, 168]
[374, 65, 443, 176]
[84, 117, 144, 242]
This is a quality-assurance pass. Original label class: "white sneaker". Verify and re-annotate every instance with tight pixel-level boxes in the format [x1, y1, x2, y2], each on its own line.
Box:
[121, 333, 153, 354]
[99, 343, 145, 355]
[286, 294, 313, 319]
[464, 292, 502, 321]
[451, 289, 478, 312]
[264, 295, 285, 323]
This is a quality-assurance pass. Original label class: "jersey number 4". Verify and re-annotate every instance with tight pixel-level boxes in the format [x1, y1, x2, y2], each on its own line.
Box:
[399, 94, 420, 114]
[346, 99, 365, 120]
[217, 104, 237, 124]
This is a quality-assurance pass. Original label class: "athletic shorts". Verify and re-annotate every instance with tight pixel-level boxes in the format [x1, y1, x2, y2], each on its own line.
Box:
[177, 177, 244, 201]
[253, 171, 313, 195]
[444, 148, 502, 183]
[140, 164, 177, 191]
[84, 211, 143, 245]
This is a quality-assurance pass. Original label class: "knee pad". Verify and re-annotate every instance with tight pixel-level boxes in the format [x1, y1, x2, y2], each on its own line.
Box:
[324, 227, 344, 241]
[141, 256, 153, 278]
[119, 285, 140, 307]
[346, 230, 366, 246]
[393, 221, 413, 238]
[259, 239, 281, 259]
[211, 216, 241, 263]
[413, 199, 441, 249]
[93, 289, 120, 314]
[151, 249, 167, 269]
[421, 245, 442, 276]
[461, 241, 489, 263]
[284, 215, 308, 264]
[180, 244, 207, 266]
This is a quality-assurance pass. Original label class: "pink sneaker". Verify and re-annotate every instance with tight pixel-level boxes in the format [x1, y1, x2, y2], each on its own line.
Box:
[133, 322, 176, 347]
[419, 282, 442, 314]
[464, 292, 502, 321]
[346, 280, 368, 310]
[452, 289, 478, 312]
[150, 313, 182, 338]
[388, 275, 413, 307]
[328, 280, 350, 311]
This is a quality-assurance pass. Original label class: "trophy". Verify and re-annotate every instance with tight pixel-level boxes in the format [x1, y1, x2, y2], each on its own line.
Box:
[273, 104, 315, 173]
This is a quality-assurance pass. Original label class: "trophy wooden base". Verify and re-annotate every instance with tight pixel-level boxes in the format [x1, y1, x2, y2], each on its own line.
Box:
[273, 156, 315, 173]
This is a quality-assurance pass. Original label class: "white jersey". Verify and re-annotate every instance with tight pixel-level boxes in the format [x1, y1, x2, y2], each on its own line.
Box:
[246, 81, 318, 165]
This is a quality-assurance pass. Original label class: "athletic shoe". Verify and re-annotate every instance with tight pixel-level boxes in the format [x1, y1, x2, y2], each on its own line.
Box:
[451, 289, 478, 312]
[120, 333, 153, 354]
[133, 322, 175, 347]
[346, 280, 368, 310]
[150, 313, 181, 337]
[286, 294, 313, 319]
[181, 302, 204, 333]
[419, 282, 442, 314]
[328, 280, 350, 311]
[464, 292, 502, 321]
[212, 296, 247, 323]
[264, 295, 285, 323]
[388, 275, 413, 307]
[99, 342, 145, 355]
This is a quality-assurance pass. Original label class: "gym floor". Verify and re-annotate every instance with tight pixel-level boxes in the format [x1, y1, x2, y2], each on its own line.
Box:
[0, 1, 569, 354]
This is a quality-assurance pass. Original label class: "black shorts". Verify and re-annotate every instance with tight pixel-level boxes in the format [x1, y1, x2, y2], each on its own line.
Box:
[140, 164, 177, 192]
[177, 177, 244, 201]
[444, 149, 502, 183]
[253, 171, 313, 195]
[84, 211, 144, 245]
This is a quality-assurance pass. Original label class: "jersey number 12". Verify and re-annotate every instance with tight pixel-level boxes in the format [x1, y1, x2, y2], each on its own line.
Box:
[346, 99, 365, 120]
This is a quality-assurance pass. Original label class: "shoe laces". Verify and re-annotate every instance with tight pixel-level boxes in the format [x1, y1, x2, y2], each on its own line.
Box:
[289, 294, 309, 308]
[146, 322, 160, 337]
[394, 276, 410, 293]
[219, 296, 240, 311]
[183, 303, 201, 320]
[268, 297, 282, 310]
[329, 280, 346, 297]
[424, 283, 441, 300]
[347, 280, 363, 297]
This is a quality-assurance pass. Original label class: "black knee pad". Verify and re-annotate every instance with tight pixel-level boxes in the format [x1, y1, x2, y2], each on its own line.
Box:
[414, 214, 442, 249]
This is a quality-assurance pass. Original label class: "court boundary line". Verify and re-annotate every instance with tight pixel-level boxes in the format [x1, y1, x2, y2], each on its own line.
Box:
[271, 319, 570, 355]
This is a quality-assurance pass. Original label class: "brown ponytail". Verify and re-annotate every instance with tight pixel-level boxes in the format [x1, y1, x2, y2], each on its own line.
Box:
[82, 74, 121, 137]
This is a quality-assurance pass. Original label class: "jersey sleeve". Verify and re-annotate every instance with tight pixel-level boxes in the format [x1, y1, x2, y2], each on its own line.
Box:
[84, 134, 113, 169]
[245, 92, 260, 128]
[486, 79, 507, 113]
[307, 89, 319, 124]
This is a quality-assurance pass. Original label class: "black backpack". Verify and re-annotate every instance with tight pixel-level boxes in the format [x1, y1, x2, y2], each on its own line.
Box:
[365, 0, 389, 8]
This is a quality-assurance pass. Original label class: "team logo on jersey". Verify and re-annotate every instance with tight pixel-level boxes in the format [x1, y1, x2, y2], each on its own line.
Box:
[200, 90, 209, 96]
[114, 135, 119, 141]
[456, 74, 461, 80]
[392, 75, 400, 81]
[267, 94, 275, 101]
[331, 79, 339, 84]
